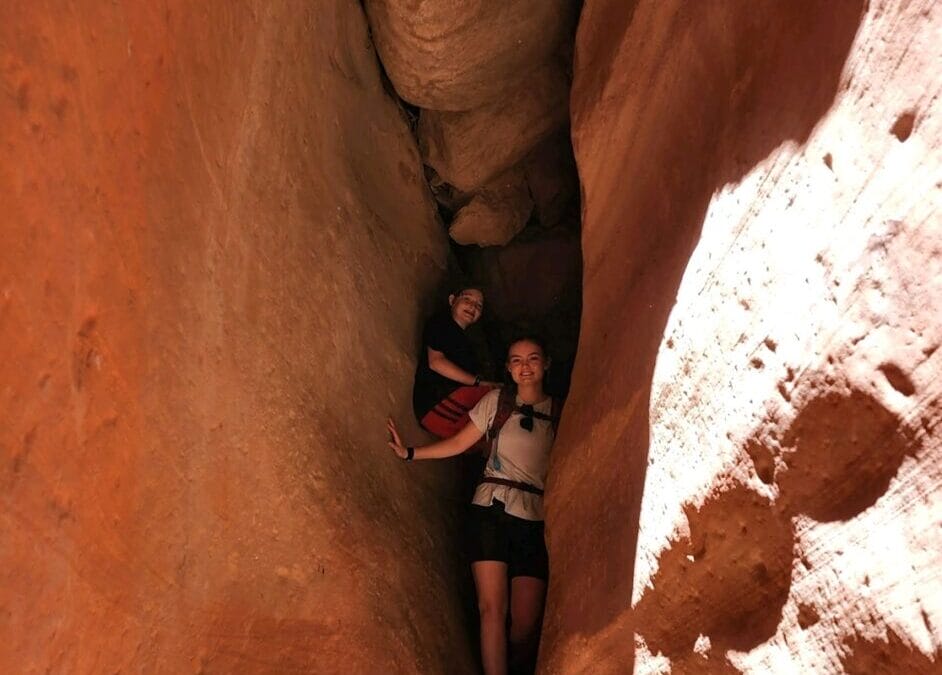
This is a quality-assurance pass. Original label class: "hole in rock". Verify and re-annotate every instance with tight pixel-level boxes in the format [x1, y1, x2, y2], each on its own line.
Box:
[890, 110, 917, 142]
[879, 362, 917, 396]
[634, 485, 794, 656]
[744, 439, 777, 485]
[777, 387, 920, 521]
[796, 603, 820, 630]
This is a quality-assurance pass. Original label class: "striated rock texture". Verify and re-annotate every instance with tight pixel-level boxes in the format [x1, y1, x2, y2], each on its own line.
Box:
[542, 0, 941, 673]
[365, 0, 582, 253]
[1, 2, 474, 673]
[364, 0, 578, 111]
[419, 63, 571, 193]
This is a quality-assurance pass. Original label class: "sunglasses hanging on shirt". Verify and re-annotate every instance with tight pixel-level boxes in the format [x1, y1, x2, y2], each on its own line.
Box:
[519, 404, 534, 432]
[516, 404, 555, 432]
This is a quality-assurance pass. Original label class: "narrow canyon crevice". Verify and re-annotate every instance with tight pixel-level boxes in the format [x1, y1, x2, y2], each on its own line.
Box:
[363, 0, 584, 399]
[2, 1, 940, 674]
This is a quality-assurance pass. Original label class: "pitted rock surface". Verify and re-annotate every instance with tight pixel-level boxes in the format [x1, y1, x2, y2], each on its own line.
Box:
[541, 0, 942, 673]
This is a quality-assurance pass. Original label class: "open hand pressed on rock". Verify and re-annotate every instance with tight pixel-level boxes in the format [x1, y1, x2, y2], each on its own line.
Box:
[386, 418, 408, 459]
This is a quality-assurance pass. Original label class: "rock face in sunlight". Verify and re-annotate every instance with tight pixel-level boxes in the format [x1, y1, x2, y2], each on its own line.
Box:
[542, 1, 941, 673]
[0, 2, 474, 673]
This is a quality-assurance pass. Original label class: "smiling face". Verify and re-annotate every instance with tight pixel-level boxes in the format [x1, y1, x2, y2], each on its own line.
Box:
[506, 339, 549, 386]
[449, 289, 484, 328]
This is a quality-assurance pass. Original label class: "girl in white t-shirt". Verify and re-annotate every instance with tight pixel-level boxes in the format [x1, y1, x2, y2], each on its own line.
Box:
[387, 336, 558, 675]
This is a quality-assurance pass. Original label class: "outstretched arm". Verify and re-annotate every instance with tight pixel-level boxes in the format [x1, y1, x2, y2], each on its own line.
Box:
[427, 348, 501, 388]
[387, 417, 484, 460]
[427, 347, 478, 385]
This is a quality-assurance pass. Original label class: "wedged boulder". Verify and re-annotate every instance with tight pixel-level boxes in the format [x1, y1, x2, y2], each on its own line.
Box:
[448, 170, 533, 247]
[523, 131, 580, 229]
[364, 0, 578, 110]
[418, 63, 570, 192]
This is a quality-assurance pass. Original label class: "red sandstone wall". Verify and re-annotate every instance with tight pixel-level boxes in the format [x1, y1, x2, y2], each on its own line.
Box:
[1, 2, 474, 672]
[544, 0, 941, 672]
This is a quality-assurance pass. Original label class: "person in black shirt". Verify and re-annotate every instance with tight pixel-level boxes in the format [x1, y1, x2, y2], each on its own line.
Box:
[413, 286, 499, 437]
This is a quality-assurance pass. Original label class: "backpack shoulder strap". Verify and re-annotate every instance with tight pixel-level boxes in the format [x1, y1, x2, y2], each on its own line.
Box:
[487, 387, 516, 440]
[484, 387, 516, 458]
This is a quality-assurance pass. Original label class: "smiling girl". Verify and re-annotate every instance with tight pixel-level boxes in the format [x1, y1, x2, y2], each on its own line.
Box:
[389, 336, 559, 675]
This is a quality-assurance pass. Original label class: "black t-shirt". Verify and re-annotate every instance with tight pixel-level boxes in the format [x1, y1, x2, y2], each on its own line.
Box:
[412, 311, 479, 420]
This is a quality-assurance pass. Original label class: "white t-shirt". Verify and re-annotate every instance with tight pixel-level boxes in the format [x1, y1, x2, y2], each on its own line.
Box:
[467, 389, 555, 521]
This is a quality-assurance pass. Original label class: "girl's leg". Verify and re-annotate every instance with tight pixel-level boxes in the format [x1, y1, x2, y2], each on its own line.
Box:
[472, 560, 510, 675]
[508, 575, 547, 673]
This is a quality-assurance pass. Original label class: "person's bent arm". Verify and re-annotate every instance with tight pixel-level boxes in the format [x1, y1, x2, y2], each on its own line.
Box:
[387, 417, 484, 460]
[427, 347, 478, 385]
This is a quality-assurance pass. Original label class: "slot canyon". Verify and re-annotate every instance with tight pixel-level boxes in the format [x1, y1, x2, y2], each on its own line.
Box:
[1, 1, 939, 673]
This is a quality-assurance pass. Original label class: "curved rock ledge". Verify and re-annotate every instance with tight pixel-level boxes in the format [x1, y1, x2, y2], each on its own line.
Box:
[365, 0, 577, 110]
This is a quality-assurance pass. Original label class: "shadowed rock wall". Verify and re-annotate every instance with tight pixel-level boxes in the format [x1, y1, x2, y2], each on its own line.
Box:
[543, 0, 941, 672]
[1, 2, 475, 672]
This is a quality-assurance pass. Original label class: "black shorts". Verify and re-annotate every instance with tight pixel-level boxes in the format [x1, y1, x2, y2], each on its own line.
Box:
[467, 500, 549, 580]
